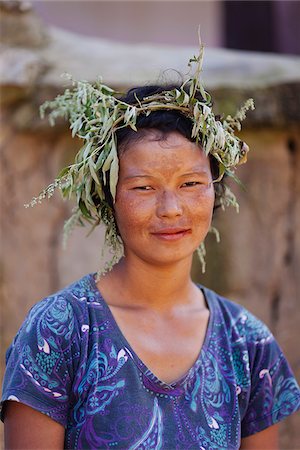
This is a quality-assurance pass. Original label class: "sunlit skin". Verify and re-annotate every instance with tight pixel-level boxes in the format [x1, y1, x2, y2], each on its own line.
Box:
[114, 130, 215, 268]
[4, 131, 279, 449]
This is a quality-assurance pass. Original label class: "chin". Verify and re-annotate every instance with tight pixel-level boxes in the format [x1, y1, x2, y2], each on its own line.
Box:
[124, 235, 206, 267]
[133, 247, 196, 267]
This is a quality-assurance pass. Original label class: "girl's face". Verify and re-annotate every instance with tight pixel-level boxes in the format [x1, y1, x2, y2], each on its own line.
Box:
[114, 131, 215, 267]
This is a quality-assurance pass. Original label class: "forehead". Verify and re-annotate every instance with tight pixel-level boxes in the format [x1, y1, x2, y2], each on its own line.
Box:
[118, 131, 211, 175]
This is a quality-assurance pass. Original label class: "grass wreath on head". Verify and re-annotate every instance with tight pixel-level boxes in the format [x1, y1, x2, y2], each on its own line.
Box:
[26, 44, 254, 276]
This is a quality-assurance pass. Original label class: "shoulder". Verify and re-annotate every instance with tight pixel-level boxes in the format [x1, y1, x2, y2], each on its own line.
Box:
[7, 273, 104, 358]
[202, 285, 273, 346]
[37, 272, 100, 310]
[201, 285, 300, 434]
[24, 273, 100, 322]
[1, 274, 101, 426]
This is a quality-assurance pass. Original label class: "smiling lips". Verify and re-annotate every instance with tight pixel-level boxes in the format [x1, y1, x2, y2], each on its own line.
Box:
[151, 228, 192, 241]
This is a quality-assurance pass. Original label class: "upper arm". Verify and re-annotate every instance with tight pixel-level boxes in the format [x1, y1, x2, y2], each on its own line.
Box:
[240, 423, 279, 450]
[4, 401, 65, 450]
[1, 296, 83, 431]
[239, 314, 300, 438]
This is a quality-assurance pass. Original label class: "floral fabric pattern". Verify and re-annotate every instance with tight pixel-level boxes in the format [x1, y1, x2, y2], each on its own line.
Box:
[1, 274, 299, 449]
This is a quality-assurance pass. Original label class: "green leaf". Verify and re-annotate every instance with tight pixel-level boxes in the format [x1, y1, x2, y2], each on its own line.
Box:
[213, 162, 226, 183]
[57, 166, 70, 179]
[94, 183, 104, 200]
[83, 142, 93, 160]
[88, 158, 101, 185]
[109, 154, 119, 201]
[70, 117, 82, 137]
[79, 199, 92, 219]
[85, 175, 93, 205]
[205, 133, 215, 154]
[102, 144, 115, 174]
[101, 85, 116, 95]
[128, 122, 137, 131]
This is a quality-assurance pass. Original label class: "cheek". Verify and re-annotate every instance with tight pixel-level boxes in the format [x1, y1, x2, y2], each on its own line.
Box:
[114, 195, 152, 234]
[206, 190, 215, 218]
[188, 189, 215, 221]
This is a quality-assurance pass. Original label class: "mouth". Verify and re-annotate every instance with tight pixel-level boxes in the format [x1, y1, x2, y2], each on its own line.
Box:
[151, 228, 192, 241]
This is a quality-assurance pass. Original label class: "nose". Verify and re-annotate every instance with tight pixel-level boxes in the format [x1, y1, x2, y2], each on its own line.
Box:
[156, 189, 183, 218]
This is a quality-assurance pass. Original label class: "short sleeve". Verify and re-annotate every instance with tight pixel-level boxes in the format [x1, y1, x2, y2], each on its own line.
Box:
[1, 294, 81, 427]
[241, 323, 300, 437]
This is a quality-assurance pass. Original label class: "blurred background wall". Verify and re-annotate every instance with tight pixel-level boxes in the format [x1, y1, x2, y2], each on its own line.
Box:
[33, 0, 300, 54]
[1, 1, 300, 448]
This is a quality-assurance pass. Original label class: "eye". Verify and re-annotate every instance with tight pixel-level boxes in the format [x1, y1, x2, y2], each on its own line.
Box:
[181, 181, 202, 187]
[132, 186, 153, 191]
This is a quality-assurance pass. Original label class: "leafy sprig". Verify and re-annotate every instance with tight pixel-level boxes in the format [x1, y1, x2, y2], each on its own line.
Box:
[26, 46, 254, 275]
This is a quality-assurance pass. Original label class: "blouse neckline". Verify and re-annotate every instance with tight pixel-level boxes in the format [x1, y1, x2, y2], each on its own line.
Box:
[88, 273, 216, 393]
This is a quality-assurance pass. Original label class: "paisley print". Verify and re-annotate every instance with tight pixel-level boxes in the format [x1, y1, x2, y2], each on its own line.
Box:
[73, 342, 127, 426]
[1, 274, 300, 449]
[129, 398, 163, 450]
[272, 375, 300, 421]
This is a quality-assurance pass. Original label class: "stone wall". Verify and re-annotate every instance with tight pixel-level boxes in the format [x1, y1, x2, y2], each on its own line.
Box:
[1, 3, 299, 448]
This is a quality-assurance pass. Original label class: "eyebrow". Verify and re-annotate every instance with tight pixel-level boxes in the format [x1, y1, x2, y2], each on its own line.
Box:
[123, 174, 156, 181]
[123, 171, 210, 181]
[179, 171, 211, 177]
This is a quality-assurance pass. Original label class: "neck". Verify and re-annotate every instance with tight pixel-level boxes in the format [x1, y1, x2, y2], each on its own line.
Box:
[98, 254, 199, 312]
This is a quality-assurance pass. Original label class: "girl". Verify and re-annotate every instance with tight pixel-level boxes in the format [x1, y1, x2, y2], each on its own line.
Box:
[1, 51, 299, 449]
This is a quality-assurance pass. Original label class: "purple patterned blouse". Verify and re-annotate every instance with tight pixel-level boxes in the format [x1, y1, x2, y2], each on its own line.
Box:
[1, 273, 299, 449]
